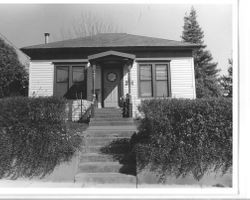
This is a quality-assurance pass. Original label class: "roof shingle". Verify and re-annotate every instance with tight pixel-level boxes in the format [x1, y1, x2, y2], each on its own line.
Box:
[22, 33, 199, 49]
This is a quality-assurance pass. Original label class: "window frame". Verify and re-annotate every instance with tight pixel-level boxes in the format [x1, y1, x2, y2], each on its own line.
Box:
[138, 64, 153, 97]
[53, 63, 87, 97]
[138, 61, 171, 98]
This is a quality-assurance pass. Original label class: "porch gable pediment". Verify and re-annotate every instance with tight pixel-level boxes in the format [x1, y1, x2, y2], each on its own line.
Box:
[88, 50, 136, 61]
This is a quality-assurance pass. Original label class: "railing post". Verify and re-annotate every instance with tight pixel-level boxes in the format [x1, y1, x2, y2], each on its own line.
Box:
[80, 92, 83, 117]
[125, 93, 132, 118]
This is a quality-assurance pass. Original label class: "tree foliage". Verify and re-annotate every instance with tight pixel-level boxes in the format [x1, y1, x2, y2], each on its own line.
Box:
[60, 11, 120, 40]
[0, 38, 28, 98]
[220, 59, 233, 97]
[181, 7, 221, 98]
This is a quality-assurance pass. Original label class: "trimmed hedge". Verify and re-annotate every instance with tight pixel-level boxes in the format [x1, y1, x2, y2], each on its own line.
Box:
[0, 97, 82, 179]
[135, 98, 232, 181]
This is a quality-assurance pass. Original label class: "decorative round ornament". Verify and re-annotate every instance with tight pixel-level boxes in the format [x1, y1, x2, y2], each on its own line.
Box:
[107, 72, 117, 82]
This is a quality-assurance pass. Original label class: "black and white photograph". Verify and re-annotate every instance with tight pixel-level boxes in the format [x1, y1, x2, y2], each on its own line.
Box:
[0, 0, 248, 199]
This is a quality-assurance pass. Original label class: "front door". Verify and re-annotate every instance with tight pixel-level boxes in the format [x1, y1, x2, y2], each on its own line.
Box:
[103, 66, 121, 107]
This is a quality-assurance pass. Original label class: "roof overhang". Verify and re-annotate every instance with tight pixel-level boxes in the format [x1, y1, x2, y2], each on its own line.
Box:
[88, 50, 136, 61]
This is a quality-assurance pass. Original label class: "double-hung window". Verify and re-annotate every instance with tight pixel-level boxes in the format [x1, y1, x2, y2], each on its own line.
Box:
[139, 62, 171, 98]
[139, 64, 153, 97]
[55, 64, 87, 99]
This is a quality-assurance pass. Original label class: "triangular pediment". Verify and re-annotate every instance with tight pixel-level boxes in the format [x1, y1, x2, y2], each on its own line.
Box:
[88, 50, 135, 61]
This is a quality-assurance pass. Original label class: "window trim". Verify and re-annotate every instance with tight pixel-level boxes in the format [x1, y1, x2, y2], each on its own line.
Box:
[53, 63, 87, 97]
[138, 62, 171, 98]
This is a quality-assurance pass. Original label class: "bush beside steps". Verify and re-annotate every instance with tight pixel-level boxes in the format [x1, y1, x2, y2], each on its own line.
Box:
[0, 96, 82, 179]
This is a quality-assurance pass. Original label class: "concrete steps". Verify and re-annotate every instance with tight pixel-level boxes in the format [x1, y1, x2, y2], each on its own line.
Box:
[75, 173, 136, 185]
[75, 108, 137, 187]
[78, 162, 123, 173]
[89, 120, 134, 126]
[90, 117, 131, 121]
[93, 113, 123, 118]
[80, 153, 117, 162]
[84, 130, 134, 138]
[87, 125, 137, 131]
[86, 137, 128, 146]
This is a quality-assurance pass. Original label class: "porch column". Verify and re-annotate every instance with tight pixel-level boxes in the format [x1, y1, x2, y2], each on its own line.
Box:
[127, 64, 132, 95]
[92, 64, 96, 102]
[127, 62, 133, 117]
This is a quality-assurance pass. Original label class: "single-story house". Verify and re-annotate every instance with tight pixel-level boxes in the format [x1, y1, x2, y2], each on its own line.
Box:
[21, 33, 198, 119]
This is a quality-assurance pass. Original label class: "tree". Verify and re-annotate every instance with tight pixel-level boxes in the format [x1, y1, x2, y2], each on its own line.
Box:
[59, 12, 120, 40]
[0, 38, 28, 98]
[220, 59, 232, 97]
[181, 7, 222, 98]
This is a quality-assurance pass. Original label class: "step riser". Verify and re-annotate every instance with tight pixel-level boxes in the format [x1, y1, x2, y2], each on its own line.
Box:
[87, 126, 137, 132]
[85, 146, 102, 153]
[80, 155, 117, 162]
[94, 114, 123, 118]
[91, 118, 132, 122]
[78, 163, 122, 173]
[86, 138, 129, 146]
[94, 110, 122, 114]
[86, 132, 134, 138]
[75, 174, 136, 184]
[90, 121, 135, 126]
[85, 144, 130, 154]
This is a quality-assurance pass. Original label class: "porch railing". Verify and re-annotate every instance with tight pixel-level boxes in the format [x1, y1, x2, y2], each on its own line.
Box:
[121, 93, 133, 118]
[74, 91, 98, 123]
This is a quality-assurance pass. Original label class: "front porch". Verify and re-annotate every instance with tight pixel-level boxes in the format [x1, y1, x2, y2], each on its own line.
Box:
[87, 50, 135, 109]
[59, 50, 136, 121]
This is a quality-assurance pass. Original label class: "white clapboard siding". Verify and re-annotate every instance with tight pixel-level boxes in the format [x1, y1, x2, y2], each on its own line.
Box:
[170, 58, 196, 99]
[29, 62, 54, 97]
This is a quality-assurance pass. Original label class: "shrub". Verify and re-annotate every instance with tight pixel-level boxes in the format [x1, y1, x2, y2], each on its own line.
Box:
[0, 38, 28, 98]
[134, 98, 232, 182]
[0, 96, 82, 179]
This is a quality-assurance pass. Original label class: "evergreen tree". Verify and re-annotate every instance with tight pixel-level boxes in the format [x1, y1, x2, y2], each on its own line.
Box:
[0, 38, 28, 98]
[181, 7, 221, 98]
[220, 59, 232, 97]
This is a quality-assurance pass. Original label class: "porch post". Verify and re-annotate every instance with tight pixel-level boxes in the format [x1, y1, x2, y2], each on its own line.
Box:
[128, 64, 131, 95]
[92, 64, 96, 102]
[127, 62, 133, 117]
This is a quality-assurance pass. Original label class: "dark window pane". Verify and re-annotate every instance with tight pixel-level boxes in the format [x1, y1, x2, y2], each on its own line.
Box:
[72, 66, 84, 83]
[55, 83, 68, 97]
[56, 66, 68, 83]
[140, 65, 152, 80]
[156, 64, 167, 80]
[156, 81, 168, 97]
[140, 81, 152, 97]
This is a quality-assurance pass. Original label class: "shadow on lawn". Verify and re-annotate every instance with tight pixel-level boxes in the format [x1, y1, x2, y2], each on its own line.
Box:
[99, 137, 137, 176]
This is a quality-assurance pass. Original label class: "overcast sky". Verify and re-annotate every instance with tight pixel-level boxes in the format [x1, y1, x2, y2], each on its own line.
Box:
[0, 4, 232, 75]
